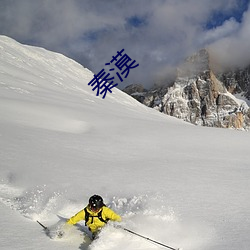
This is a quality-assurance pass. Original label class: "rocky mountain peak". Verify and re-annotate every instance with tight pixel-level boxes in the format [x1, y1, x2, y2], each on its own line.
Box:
[177, 49, 210, 78]
[123, 49, 250, 130]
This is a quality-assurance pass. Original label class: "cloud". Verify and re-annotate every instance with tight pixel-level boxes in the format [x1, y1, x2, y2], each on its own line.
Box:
[209, 4, 250, 69]
[200, 18, 240, 45]
[0, 0, 249, 88]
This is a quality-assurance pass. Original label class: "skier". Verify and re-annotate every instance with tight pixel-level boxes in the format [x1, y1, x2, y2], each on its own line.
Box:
[66, 194, 121, 239]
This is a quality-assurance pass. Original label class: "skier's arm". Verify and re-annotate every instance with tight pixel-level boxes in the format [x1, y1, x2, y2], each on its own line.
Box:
[67, 209, 85, 225]
[104, 207, 122, 222]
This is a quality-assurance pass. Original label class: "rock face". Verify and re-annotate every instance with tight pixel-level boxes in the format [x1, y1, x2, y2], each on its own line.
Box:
[123, 84, 148, 103]
[218, 66, 250, 100]
[124, 49, 250, 130]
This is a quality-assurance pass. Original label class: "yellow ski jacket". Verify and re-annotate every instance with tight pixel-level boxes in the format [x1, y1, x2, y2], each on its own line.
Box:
[67, 206, 121, 233]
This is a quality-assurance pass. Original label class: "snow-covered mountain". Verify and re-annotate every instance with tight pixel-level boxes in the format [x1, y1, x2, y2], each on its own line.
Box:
[217, 65, 250, 100]
[124, 49, 250, 130]
[1, 36, 250, 250]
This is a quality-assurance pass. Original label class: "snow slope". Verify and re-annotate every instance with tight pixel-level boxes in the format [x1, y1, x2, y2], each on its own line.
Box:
[0, 35, 250, 250]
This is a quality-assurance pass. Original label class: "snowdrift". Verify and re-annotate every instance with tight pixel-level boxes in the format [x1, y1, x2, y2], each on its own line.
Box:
[0, 36, 250, 250]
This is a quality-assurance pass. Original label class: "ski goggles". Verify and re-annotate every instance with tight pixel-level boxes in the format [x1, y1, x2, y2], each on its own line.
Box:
[89, 205, 101, 212]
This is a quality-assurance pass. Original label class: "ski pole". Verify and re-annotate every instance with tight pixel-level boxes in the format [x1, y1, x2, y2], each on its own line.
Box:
[122, 227, 180, 250]
[37, 220, 48, 231]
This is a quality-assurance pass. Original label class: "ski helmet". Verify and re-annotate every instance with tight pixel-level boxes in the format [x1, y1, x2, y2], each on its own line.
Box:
[89, 195, 104, 210]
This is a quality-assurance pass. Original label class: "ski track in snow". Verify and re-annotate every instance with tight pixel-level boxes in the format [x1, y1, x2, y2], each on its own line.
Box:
[0, 99, 91, 134]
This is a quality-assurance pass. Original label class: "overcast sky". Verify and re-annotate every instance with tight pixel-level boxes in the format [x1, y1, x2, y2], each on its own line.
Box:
[0, 0, 249, 89]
